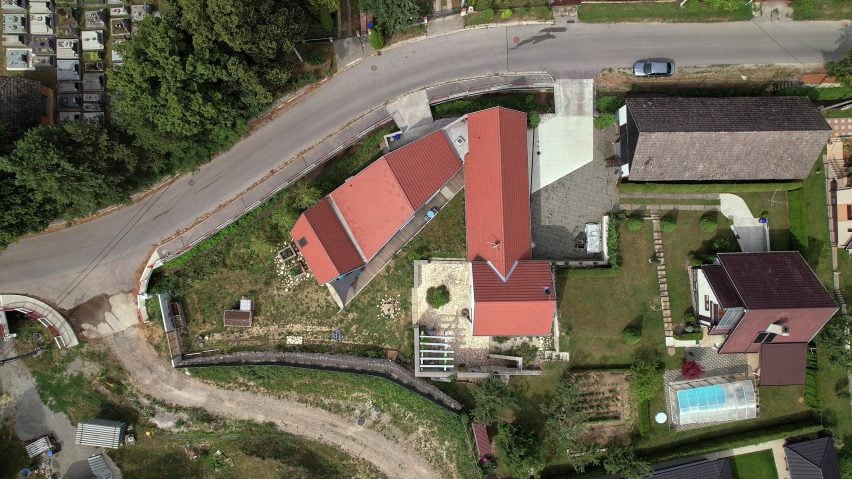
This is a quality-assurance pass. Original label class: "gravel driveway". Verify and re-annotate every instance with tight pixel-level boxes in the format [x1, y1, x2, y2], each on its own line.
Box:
[104, 326, 440, 479]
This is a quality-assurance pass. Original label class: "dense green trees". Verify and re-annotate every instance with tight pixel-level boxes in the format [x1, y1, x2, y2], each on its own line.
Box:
[1, 120, 138, 219]
[361, 0, 422, 34]
[471, 375, 516, 424]
[827, 48, 852, 86]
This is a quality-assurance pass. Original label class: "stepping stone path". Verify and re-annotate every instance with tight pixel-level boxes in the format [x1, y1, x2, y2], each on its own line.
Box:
[651, 214, 675, 348]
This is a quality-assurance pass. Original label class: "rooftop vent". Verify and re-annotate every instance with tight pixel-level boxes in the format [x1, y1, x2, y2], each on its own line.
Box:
[454, 135, 466, 146]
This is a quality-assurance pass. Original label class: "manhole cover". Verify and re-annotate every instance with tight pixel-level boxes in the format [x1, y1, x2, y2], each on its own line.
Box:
[371, 65, 377, 71]
[512, 36, 520, 44]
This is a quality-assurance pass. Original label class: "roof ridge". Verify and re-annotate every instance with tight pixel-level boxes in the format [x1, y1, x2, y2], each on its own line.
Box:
[326, 196, 368, 262]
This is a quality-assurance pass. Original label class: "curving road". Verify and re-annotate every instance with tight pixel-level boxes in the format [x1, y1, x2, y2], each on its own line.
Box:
[1, 21, 850, 308]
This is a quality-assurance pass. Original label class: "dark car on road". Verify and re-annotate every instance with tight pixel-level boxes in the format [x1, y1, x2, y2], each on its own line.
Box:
[633, 58, 675, 77]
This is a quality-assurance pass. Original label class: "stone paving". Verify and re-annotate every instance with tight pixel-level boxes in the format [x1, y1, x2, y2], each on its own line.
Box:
[531, 127, 619, 260]
[651, 214, 675, 348]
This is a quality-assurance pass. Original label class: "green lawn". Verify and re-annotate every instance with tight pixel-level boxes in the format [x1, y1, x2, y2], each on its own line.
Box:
[793, 0, 852, 19]
[737, 191, 792, 251]
[559, 221, 665, 367]
[787, 161, 833, 288]
[660, 210, 736, 330]
[816, 344, 851, 442]
[578, 1, 752, 23]
[730, 450, 778, 479]
[191, 366, 480, 479]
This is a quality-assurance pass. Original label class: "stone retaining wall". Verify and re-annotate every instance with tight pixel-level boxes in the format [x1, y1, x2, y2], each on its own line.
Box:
[179, 351, 463, 412]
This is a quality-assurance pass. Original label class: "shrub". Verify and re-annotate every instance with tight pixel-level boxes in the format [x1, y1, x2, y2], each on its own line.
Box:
[426, 285, 450, 309]
[622, 326, 641, 345]
[369, 28, 384, 49]
[510, 342, 539, 365]
[595, 113, 616, 130]
[515, 7, 527, 16]
[596, 96, 624, 113]
[500, 8, 512, 18]
[475, 0, 494, 9]
[607, 215, 619, 269]
[712, 236, 735, 253]
[304, 48, 326, 66]
[481, 8, 495, 20]
[660, 215, 677, 233]
[528, 111, 540, 128]
[627, 215, 643, 232]
[699, 213, 718, 233]
[681, 360, 704, 379]
[530, 5, 551, 18]
[706, 0, 741, 10]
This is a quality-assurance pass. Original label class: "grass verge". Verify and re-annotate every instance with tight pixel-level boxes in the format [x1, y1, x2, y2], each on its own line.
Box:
[792, 0, 852, 20]
[578, 2, 752, 23]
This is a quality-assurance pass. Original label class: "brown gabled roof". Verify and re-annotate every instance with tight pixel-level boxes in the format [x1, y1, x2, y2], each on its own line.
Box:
[625, 97, 830, 133]
[702, 264, 742, 309]
[223, 310, 252, 327]
[717, 252, 836, 310]
[624, 97, 830, 182]
[760, 342, 808, 386]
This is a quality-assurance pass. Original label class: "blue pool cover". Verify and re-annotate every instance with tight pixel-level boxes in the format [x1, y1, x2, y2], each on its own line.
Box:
[673, 380, 757, 425]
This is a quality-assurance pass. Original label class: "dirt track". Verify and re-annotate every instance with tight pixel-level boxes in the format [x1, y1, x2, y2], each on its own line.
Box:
[105, 326, 439, 479]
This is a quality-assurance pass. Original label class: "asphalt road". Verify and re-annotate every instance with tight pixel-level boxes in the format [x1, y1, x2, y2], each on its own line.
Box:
[1, 21, 850, 308]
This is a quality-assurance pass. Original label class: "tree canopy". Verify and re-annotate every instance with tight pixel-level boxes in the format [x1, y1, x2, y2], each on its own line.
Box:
[828, 49, 852, 86]
[361, 0, 422, 34]
[629, 360, 663, 404]
[602, 446, 651, 479]
[471, 375, 516, 424]
[109, 0, 309, 173]
[0, 120, 139, 220]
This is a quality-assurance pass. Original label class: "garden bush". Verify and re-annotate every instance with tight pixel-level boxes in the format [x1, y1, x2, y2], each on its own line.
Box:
[595, 113, 616, 130]
[528, 111, 540, 128]
[699, 213, 718, 233]
[608, 215, 619, 268]
[622, 326, 641, 345]
[627, 215, 643, 232]
[515, 7, 528, 16]
[426, 285, 451, 309]
[481, 8, 495, 20]
[501, 8, 513, 18]
[596, 95, 624, 113]
[660, 215, 677, 233]
[304, 48, 326, 66]
[531, 5, 551, 17]
[706, 0, 741, 10]
[475, 0, 494, 8]
[681, 360, 704, 379]
[369, 28, 384, 49]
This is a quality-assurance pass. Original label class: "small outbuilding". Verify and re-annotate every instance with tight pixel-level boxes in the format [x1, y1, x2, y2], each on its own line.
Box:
[75, 419, 126, 449]
[224, 297, 252, 327]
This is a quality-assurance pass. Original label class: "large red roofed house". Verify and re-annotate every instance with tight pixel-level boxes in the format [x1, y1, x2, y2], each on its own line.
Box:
[466, 108, 556, 337]
[291, 129, 462, 285]
[695, 251, 837, 385]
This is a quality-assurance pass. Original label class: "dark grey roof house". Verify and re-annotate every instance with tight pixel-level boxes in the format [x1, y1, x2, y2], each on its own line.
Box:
[785, 437, 841, 479]
[0, 76, 49, 127]
[620, 97, 831, 181]
[649, 457, 733, 479]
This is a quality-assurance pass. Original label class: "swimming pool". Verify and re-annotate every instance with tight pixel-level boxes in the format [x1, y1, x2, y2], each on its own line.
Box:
[672, 380, 757, 425]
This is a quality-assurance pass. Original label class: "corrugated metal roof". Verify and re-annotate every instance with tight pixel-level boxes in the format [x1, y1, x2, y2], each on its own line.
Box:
[760, 342, 808, 386]
[384, 130, 460, 207]
[291, 198, 364, 284]
[625, 97, 830, 133]
[471, 423, 491, 458]
[75, 419, 125, 449]
[87, 454, 113, 479]
[651, 458, 733, 479]
[702, 264, 742, 309]
[717, 252, 836, 310]
[471, 261, 555, 336]
[331, 158, 414, 260]
[465, 108, 532, 278]
[25, 436, 51, 458]
[785, 437, 841, 479]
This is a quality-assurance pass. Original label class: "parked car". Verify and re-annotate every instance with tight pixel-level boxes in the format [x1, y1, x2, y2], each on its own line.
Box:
[633, 58, 675, 77]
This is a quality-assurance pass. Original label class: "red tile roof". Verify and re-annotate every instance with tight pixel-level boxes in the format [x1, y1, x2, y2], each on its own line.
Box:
[465, 108, 532, 278]
[291, 198, 364, 284]
[760, 342, 808, 386]
[471, 423, 492, 458]
[717, 252, 836, 309]
[331, 159, 414, 260]
[385, 130, 460, 207]
[471, 261, 555, 336]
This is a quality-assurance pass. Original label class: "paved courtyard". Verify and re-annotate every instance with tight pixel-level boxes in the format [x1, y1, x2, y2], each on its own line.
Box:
[531, 126, 619, 260]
